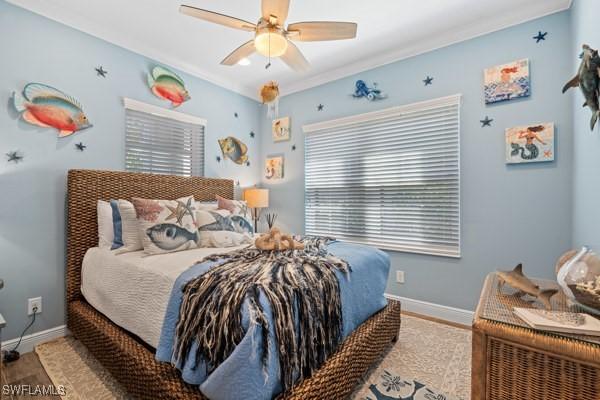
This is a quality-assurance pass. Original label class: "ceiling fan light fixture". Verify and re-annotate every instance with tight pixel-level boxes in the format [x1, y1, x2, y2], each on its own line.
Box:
[254, 28, 288, 57]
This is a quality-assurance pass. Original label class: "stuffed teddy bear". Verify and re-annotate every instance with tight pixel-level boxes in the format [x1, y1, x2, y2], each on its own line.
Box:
[255, 228, 304, 251]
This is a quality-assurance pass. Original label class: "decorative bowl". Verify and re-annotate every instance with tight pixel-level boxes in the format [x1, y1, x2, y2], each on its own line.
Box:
[556, 246, 600, 315]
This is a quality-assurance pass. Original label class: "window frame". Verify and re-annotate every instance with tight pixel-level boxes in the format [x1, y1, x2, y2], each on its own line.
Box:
[302, 94, 462, 258]
[123, 97, 206, 177]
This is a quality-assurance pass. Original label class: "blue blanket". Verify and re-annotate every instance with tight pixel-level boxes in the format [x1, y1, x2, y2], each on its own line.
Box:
[156, 241, 390, 400]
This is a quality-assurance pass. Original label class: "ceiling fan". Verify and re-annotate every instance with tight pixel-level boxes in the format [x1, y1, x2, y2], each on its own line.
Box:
[179, 0, 357, 72]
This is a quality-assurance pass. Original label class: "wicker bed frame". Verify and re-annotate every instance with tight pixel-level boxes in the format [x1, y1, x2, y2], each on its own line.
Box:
[66, 169, 401, 400]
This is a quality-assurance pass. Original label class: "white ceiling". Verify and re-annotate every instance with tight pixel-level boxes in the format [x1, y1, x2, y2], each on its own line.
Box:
[8, 0, 571, 100]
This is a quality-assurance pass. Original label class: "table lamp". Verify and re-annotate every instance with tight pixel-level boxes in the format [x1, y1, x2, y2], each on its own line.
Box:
[244, 188, 269, 233]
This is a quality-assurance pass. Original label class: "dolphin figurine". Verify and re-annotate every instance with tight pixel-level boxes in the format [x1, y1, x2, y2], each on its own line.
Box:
[497, 264, 558, 310]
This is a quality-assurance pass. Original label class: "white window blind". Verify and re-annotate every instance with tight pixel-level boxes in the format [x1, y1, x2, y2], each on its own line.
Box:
[124, 98, 205, 176]
[303, 94, 461, 258]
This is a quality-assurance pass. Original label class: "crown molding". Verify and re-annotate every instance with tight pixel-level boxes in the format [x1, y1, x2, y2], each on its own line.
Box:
[5, 0, 260, 101]
[8, 0, 570, 101]
[280, 0, 572, 97]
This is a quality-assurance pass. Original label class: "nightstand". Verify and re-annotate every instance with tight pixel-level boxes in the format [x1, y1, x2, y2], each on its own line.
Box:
[472, 273, 600, 400]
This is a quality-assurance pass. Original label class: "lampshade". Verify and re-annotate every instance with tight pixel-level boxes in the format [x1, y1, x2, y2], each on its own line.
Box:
[254, 30, 288, 57]
[244, 188, 269, 208]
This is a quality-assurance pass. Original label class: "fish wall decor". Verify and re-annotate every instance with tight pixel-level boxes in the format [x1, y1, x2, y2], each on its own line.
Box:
[147, 66, 190, 107]
[12, 83, 92, 137]
[218, 136, 248, 165]
[563, 44, 600, 131]
[352, 80, 387, 101]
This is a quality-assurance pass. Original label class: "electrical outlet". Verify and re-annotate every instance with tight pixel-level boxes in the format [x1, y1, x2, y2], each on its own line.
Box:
[396, 271, 405, 284]
[28, 297, 42, 315]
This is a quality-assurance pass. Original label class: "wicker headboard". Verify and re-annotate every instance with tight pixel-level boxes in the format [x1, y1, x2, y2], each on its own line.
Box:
[66, 169, 234, 303]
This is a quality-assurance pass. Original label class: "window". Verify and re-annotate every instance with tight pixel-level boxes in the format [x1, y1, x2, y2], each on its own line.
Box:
[124, 98, 205, 176]
[303, 94, 461, 257]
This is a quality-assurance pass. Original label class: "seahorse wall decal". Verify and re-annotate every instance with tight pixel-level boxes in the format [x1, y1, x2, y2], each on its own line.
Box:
[367, 380, 426, 400]
[510, 142, 539, 160]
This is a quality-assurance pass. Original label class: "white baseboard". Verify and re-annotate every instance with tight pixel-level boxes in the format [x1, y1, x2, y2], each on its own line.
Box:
[1, 325, 68, 355]
[385, 293, 474, 326]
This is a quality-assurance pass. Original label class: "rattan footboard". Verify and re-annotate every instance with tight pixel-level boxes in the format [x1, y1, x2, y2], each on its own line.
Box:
[69, 299, 400, 400]
[66, 169, 401, 399]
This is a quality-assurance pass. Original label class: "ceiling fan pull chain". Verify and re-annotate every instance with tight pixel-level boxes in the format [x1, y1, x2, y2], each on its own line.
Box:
[265, 32, 272, 69]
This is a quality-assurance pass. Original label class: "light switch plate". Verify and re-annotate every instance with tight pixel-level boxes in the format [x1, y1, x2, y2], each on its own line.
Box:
[396, 271, 405, 284]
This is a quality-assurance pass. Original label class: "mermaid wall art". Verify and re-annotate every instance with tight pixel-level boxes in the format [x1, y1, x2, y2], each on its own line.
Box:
[505, 123, 555, 164]
[484, 59, 530, 104]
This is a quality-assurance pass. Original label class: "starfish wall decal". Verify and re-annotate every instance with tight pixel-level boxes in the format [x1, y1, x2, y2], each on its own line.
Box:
[480, 116, 493, 127]
[75, 142, 87, 151]
[533, 31, 547, 43]
[317, 104, 324, 111]
[6, 151, 23, 163]
[423, 76, 434, 86]
[95, 66, 108, 77]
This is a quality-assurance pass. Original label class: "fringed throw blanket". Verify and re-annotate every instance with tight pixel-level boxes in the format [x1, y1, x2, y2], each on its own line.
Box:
[173, 237, 351, 392]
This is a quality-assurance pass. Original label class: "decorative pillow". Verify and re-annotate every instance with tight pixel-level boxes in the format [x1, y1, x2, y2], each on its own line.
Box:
[195, 201, 218, 211]
[114, 199, 144, 254]
[216, 195, 249, 217]
[196, 209, 253, 248]
[110, 200, 123, 250]
[97, 200, 114, 249]
[133, 196, 198, 255]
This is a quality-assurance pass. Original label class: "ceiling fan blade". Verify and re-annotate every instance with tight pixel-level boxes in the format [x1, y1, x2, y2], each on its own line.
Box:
[221, 40, 256, 66]
[261, 0, 290, 24]
[280, 40, 309, 72]
[287, 21, 357, 41]
[180, 5, 256, 32]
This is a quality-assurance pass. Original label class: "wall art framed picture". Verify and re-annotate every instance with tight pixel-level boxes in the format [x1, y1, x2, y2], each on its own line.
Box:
[484, 59, 530, 104]
[265, 155, 284, 180]
[272, 116, 290, 142]
[506, 122, 554, 164]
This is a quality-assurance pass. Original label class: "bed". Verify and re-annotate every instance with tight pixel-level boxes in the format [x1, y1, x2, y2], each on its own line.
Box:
[66, 169, 401, 400]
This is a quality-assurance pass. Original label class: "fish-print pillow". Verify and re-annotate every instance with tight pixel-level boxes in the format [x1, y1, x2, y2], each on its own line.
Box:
[132, 196, 198, 255]
[196, 209, 254, 248]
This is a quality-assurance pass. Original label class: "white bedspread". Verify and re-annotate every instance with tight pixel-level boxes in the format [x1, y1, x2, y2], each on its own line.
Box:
[81, 246, 246, 348]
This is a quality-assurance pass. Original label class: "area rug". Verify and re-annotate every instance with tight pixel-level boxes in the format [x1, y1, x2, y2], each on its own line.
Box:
[358, 370, 461, 399]
[35, 315, 471, 400]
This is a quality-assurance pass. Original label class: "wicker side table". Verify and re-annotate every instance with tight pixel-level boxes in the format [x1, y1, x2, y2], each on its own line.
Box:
[472, 273, 600, 400]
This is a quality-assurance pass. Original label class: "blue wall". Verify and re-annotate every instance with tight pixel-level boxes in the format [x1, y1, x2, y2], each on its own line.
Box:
[260, 11, 574, 311]
[0, 1, 262, 340]
[571, 0, 600, 250]
[0, 1, 587, 341]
